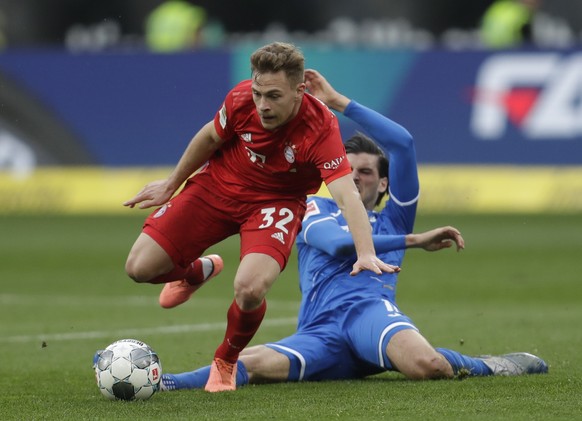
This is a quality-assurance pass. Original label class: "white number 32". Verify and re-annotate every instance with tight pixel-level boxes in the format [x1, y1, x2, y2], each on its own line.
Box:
[258, 207, 294, 234]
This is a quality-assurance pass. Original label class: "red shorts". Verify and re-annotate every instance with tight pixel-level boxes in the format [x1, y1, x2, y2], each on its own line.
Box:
[143, 177, 306, 271]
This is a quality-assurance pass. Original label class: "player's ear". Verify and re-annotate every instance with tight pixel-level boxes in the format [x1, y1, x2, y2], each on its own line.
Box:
[295, 82, 306, 100]
[378, 177, 388, 195]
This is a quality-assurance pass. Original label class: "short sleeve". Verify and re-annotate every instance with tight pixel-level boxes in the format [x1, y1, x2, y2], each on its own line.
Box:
[213, 94, 234, 141]
[309, 117, 351, 185]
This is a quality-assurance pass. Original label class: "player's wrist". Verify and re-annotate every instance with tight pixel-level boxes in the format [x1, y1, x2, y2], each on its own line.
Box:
[332, 95, 350, 113]
[405, 234, 418, 248]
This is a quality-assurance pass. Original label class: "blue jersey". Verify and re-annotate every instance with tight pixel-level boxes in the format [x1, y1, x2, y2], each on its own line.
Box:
[167, 99, 492, 386]
[295, 100, 419, 329]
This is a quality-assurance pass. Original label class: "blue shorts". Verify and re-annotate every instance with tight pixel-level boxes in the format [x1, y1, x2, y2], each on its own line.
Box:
[265, 298, 418, 381]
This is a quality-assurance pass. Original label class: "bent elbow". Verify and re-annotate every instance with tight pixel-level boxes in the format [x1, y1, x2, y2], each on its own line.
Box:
[398, 131, 415, 150]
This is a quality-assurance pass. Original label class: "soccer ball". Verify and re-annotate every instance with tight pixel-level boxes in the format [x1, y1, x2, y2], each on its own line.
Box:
[93, 338, 162, 401]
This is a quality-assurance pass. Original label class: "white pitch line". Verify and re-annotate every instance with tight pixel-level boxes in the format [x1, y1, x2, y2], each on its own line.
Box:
[0, 317, 298, 344]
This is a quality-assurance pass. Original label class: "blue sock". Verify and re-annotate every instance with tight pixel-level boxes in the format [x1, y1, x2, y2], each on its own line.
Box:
[162, 360, 249, 390]
[436, 348, 493, 376]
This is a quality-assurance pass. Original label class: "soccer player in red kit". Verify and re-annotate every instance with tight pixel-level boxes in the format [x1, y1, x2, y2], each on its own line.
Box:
[123, 42, 398, 392]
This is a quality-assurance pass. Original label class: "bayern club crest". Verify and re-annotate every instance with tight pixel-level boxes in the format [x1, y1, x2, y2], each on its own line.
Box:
[284, 145, 295, 163]
[153, 203, 170, 218]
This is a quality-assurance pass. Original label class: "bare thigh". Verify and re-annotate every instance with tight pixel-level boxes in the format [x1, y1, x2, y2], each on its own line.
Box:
[125, 233, 174, 282]
[240, 345, 290, 383]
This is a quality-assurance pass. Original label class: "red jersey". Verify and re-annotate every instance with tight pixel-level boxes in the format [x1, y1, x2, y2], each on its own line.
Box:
[204, 79, 351, 202]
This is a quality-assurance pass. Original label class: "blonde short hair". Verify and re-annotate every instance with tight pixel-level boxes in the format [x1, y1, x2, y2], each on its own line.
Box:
[250, 42, 305, 87]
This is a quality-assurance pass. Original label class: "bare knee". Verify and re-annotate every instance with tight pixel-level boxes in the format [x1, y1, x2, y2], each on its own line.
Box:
[406, 355, 453, 380]
[234, 279, 269, 308]
[387, 329, 454, 380]
[125, 233, 174, 283]
[125, 256, 151, 283]
[234, 254, 280, 310]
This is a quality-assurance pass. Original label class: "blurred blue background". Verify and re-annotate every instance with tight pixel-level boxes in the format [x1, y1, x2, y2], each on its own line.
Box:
[0, 0, 581, 214]
[1, 0, 581, 168]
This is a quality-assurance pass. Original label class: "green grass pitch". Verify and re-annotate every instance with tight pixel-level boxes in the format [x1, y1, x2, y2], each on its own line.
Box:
[0, 213, 580, 420]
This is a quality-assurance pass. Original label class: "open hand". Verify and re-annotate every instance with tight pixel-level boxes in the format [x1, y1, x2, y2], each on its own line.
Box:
[350, 254, 401, 276]
[123, 180, 176, 209]
[304, 69, 350, 113]
[410, 226, 465, 252]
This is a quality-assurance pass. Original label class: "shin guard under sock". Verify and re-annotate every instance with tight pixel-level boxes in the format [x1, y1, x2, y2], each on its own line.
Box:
[214, 299, 267, 363]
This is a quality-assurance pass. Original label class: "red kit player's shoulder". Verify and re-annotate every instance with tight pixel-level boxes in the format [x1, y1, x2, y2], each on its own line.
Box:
[228, 80, 254, 110]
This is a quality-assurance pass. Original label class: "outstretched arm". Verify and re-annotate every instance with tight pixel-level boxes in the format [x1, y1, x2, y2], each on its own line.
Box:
[303, 216, 464, 257]
[123, 121, 224, 209]
[406, 226, 465, 252]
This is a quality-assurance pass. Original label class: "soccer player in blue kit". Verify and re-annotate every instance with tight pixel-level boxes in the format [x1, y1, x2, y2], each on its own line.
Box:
[158, 69, 548, 390]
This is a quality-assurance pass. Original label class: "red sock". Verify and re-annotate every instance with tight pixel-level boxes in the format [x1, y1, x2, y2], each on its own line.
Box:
[214, 299, 267, 363]
[148, 259, 204, 285]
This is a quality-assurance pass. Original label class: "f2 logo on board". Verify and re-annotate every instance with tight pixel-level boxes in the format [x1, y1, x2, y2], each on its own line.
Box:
[471, 53, 582, 140]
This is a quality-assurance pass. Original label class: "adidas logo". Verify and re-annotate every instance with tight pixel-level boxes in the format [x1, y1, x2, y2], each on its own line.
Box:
[271, 232, 285, 244]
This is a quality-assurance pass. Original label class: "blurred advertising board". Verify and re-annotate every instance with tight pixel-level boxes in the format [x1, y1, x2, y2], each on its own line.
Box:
[1, 47, 580, 213]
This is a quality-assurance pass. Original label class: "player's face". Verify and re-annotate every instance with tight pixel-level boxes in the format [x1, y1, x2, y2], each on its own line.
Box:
[348, 152, 388, 211]
[251, 71, 305, 131]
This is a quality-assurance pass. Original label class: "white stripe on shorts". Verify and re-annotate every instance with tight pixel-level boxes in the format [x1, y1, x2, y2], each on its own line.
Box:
[378, 322, 418, 368]
[267, 343, 307, 381]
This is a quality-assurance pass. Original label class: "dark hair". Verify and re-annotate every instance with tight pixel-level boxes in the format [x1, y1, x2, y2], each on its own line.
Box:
[250, 42, 305, 87]
[344, 132, 389, 206]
